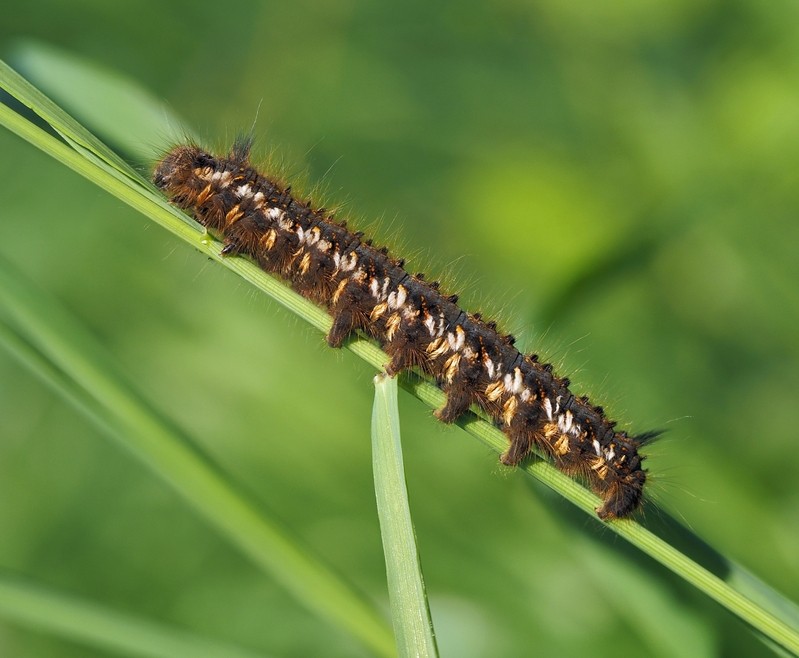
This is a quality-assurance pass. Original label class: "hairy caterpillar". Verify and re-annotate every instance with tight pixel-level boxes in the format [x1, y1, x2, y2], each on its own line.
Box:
[153, 138, 658, 519]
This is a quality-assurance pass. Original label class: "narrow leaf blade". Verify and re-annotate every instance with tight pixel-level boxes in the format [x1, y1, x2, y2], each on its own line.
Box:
[372, 374, 438, 658]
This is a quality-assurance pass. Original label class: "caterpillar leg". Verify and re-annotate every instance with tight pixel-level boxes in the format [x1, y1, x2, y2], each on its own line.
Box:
[596, 472, 645, 520]
[435, 381, 474, 423]
[327, 281, 373, 347]
[327, 310, 356, 348]
[500, 430, 533, 466]
[383, 325, 431, 377]
[383, 336, 411, 375]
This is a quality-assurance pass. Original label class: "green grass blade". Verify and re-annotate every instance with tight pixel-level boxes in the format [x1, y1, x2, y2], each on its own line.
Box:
[0, 258, 393, 658]
[0, 56, 141, 182]
[407, 376, 799, 654]
[372, 375, 439, 658]
[0, 99, 200, 234]
[9, 40, 196, 162]
[0, 572, 273, 658]
[0, 317, 123, 441]
[2, 61, 799, 655]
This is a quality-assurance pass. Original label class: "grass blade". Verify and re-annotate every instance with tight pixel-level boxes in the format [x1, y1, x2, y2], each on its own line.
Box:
[0, 57, 140, 182]
[9, 40, 196, 161]
[372, 374, 439, 658]
[0, 572, 273, 658]
[0, 256, 394, 658]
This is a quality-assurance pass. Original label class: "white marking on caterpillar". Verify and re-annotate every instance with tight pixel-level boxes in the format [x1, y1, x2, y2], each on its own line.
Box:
[504, 368, 523, 394]
[435, 316, 446, 338]
[342, 252, 358, 271]
[424, 313, 436, 336]
[543, 397, 553, 421]
[395, 285, 407, 308]
[205, 169, 232, 186]
[557, 410, 573, 434]
[454, 325, 466, 351]
[446, 327, 466, 352]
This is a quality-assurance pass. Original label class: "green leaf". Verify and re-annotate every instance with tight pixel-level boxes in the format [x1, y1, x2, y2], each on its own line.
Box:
[0, 254, 394, 658]
[9, 40, 196, 162]
[0, 572, 273, 658]
[0, 56, 140, 182]
[372, 374, 438, 658]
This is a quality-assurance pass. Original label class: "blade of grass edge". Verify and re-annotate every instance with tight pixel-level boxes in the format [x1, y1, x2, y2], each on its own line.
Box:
[1, 66, 798, 655]
[372, 374, 439, 658]
[0, 572, 274, 658]
[0, 258, 394, 658]
[0, 98, 201, 235]
[9, 40, 198, 162]
[0, 58, 142, 183]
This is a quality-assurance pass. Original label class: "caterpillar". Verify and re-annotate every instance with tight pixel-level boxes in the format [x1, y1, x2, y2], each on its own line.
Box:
[153, 138, 658, 520]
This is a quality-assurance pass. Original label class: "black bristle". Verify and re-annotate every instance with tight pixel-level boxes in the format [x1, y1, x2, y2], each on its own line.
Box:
[231, 134, 253, 162]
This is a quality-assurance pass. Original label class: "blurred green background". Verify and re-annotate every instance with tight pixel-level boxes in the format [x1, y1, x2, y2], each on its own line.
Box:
[2, 1, 798, 656]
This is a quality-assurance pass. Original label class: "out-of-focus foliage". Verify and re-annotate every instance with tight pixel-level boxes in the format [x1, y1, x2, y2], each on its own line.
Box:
[1, 1, 797, 656]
